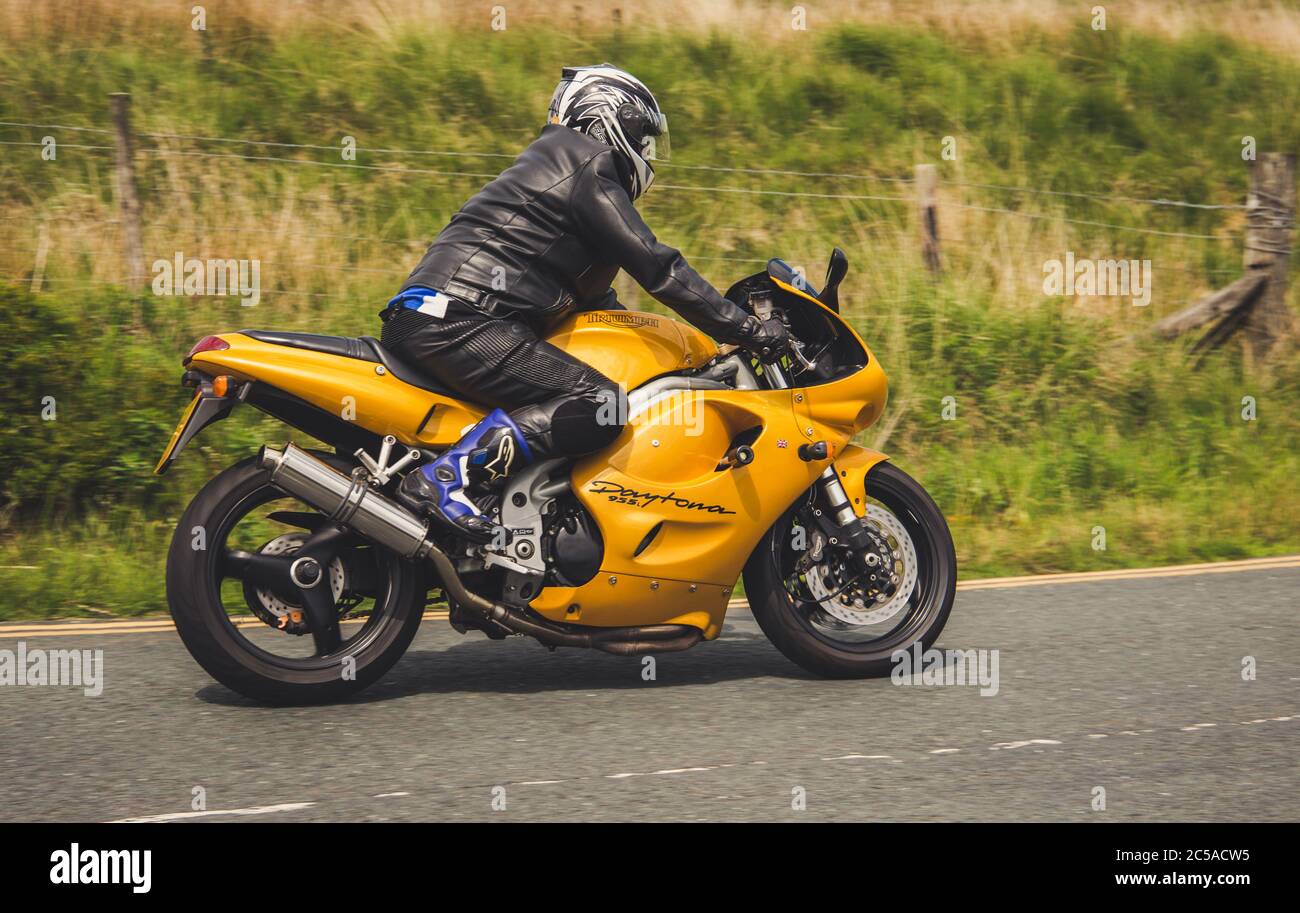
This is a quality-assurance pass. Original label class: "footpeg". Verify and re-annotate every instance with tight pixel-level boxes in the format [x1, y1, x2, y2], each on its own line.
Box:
[355, 434, 422, 486]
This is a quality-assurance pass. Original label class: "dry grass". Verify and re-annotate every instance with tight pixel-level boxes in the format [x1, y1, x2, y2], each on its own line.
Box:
[0, 0, 1273, 314]
[7, 0, 1300, 55]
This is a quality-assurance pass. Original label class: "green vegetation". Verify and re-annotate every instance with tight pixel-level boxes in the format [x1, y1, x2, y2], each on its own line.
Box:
[0, 2, 1297, 619]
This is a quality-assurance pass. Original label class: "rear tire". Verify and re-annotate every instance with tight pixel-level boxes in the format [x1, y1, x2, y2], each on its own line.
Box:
[167, 452, 426, 705]
[743, 461, 956, 678]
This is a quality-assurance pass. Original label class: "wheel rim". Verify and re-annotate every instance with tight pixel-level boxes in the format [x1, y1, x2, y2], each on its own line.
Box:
[206, 479, 406, 667]
[772, 475, 944, 654]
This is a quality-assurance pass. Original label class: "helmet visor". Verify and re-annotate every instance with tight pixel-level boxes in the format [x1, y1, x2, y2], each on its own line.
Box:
[641, 112, 669, 161]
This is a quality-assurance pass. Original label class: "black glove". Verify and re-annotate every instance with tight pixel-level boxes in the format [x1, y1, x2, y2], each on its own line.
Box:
[735, 315, 794, 361]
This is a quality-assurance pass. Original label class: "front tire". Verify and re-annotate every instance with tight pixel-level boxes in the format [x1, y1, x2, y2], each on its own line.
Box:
[743, 461, 956, 678]
[167, 452, 426, 705]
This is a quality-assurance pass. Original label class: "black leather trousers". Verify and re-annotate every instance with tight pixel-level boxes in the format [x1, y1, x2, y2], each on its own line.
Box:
[381, 301, 624, 459]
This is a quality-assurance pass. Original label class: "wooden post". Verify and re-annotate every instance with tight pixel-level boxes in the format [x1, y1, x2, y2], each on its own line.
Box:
[30, 219, 50, 294]
[1240, 152, 1295, 362]
[915, 163, 941, 274]
[1155, 272, 1266, 339]
[109, 92, 145, 295]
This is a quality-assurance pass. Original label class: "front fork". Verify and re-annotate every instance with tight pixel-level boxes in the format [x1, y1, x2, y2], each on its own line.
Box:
[763, 357, 873, 552]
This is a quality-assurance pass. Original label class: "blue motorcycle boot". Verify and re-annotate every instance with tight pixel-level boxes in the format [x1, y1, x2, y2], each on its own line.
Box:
[398, 408, 533, 543]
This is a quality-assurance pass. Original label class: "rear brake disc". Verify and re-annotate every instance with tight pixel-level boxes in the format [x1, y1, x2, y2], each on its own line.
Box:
[243, 533, 346, 632]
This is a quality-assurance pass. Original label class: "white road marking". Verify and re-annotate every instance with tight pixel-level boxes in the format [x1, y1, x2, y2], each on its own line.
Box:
[603, 764, 717, 780]
[110, 802, 315, 823]
[157, 711, 1294, 816]
[989, 739, 1062, 751]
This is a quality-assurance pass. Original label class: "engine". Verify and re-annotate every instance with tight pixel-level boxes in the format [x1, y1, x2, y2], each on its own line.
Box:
[543, 499, 604, 587]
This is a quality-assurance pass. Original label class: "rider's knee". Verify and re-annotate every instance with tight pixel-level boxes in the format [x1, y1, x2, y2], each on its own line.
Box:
[550, 382, 625, 456]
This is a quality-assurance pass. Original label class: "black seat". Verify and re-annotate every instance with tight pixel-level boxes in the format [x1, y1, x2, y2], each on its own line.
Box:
[241, 330, 460, 398]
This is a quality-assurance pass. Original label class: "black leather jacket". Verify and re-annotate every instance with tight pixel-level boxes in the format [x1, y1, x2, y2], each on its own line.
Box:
[402, 124, 754, 342]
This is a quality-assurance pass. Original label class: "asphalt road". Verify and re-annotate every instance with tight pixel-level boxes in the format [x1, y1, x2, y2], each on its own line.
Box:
[2, 560, 1297, 822]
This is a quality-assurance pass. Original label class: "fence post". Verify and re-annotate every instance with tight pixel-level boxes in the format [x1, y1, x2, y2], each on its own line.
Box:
[109, 92, 145, 296]
[915, 163, 941, 274]
[1240, 152, 1295, 362]
[30, 219, 50, 294]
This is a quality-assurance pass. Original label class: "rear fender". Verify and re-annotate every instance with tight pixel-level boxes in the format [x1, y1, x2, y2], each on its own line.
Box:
[153, 377, 247, 475]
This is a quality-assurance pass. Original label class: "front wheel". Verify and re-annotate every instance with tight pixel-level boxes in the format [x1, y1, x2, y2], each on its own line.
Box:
[743, 461, 956, 678]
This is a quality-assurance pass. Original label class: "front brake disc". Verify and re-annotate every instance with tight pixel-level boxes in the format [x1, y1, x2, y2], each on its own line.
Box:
[804, 504, 918, 626]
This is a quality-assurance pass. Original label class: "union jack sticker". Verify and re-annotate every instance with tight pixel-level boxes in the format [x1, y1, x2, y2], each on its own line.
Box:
[776, 439, 788, 449]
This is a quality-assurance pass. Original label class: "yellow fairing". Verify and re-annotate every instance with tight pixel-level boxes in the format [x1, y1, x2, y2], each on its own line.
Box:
[771, 274, 891, 517]
[531, 387, 823, 638]
[530, 320, 890, 638]
[188, 333, 487, 448]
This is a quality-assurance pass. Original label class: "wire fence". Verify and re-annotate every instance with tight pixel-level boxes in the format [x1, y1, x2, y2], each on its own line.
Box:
[0, 118, 1249, 217]
[0, 118, 1253, 304]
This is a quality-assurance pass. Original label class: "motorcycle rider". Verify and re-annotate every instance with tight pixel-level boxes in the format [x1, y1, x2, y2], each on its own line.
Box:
[387, 63, 791, 543]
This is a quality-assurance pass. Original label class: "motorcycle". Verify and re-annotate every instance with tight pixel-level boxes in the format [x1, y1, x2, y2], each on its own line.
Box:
[156, 249, 956, 704]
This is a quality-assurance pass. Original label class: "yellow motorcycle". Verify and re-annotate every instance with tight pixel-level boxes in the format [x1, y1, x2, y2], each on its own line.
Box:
[157, 251, 956, 703]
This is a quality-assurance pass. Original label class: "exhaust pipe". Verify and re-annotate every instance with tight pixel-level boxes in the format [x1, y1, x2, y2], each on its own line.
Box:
[260, 443, 435, 560]
[259, 443, 703, 656]
[260, 443, 502, 619]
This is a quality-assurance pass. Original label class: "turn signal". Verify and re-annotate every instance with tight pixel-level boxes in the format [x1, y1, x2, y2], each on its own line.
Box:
[211, 375, 232, 397]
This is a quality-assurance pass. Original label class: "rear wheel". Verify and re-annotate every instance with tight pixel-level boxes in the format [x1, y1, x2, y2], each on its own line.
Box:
[743, 461, 956, 678]
[167, 452, 426, 704]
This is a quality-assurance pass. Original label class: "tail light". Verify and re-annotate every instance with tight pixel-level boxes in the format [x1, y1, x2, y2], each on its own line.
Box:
[184, 335, 230, 365]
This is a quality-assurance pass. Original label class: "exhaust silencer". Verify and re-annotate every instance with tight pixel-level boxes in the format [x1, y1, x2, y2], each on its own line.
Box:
[260, 443, 434, 560]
